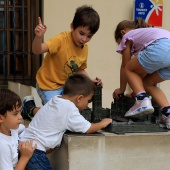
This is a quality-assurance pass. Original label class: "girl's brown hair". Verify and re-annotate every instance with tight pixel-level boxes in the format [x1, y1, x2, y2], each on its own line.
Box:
[114, 18, 151, 42]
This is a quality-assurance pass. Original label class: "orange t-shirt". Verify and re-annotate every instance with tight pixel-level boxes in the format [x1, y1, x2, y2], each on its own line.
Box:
[36, 31, 88, 90]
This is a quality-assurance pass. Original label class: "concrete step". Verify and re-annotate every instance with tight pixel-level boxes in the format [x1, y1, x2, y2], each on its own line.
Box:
[48, 130, 170, 170]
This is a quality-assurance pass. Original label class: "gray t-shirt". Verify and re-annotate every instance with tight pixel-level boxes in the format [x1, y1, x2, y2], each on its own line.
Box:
[19, 95, 91, 151]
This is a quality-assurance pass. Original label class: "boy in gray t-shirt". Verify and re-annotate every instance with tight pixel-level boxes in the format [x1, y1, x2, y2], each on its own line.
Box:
[20, 73, 112, 170]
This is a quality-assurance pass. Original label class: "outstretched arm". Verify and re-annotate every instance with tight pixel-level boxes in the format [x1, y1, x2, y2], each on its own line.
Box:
[85, 118, 112, 134]
[32, 17, 48, 55]
[113, 40, 132, 99]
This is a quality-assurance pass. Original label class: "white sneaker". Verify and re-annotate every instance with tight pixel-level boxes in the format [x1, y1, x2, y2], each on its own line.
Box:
[125, 98, 154, 117]
[159, 114, 170, 129]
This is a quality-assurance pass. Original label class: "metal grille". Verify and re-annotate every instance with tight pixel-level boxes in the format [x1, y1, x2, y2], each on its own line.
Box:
[0, 0, 43, 88]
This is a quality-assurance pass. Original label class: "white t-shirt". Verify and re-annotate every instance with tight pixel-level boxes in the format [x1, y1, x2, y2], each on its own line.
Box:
[20, 96, 91, 151]
[0, 124, 25, 170]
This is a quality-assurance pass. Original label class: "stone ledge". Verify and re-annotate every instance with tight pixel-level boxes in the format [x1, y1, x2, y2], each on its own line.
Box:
[47, 130, 170, 170]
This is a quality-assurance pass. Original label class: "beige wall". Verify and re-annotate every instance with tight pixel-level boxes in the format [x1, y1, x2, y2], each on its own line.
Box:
[43, 0, 170, 108]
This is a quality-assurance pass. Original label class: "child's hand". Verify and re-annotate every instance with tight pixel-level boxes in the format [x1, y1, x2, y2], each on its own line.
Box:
[113, 88, 124, 100]
[92, 77, 103, 87]
[19, 140, 37, 159]
[34, 17, 47, 38]
[100, 118, 112, 128]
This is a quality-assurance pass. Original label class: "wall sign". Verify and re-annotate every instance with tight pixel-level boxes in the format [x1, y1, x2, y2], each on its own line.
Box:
[134, 0, 163, 27]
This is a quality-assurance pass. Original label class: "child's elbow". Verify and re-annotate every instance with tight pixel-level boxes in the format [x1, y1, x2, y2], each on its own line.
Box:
[32, 48, 42, 55]
[33, 51, 41, 55]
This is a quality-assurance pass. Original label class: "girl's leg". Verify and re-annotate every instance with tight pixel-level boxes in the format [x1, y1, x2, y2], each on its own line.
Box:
[124, 56, 154, 117]
[124, 55, 170, 127]
[143, 71, 170, 129]
[143, 72, 169, 107]
[125, 55, 147, 94]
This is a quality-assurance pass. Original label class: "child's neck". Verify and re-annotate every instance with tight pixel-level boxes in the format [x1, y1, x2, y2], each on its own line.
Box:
[0, 127, 11, 136]
[61, 94, 78, 104]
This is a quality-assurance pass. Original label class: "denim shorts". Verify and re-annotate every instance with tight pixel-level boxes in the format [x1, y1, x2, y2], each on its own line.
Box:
[36, 84, 63, 105]
[25, 149, 52, 170]
[138, 38, 170, 80]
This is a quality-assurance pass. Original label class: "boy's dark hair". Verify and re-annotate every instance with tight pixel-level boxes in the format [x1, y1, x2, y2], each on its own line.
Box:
[72, 5, 100, 34]
[63, 73, 95, 97]
[0, 89, 22, 116]
[114, 18, 151, 42]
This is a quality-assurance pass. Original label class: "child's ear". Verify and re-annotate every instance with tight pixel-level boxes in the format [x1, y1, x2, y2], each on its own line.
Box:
[120, 30, 126, 36]
[0, 115, 4, 123]
[76, 95, 83, 103]
[70, 23, 74, 31]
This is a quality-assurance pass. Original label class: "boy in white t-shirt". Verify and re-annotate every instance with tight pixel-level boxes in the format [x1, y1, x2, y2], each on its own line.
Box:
[0, 89, 36, 170]
[20, 73, 112, 170]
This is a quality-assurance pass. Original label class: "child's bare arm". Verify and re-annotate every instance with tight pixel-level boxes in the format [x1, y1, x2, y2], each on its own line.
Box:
[32, 17, 48, 54]
[14, 140, 37, 170]
[85, 118, 112, 134]
[113, 40, 132, 99]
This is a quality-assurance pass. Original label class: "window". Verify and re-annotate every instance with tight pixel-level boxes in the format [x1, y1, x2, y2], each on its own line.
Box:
[0, 0, 43, 87]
